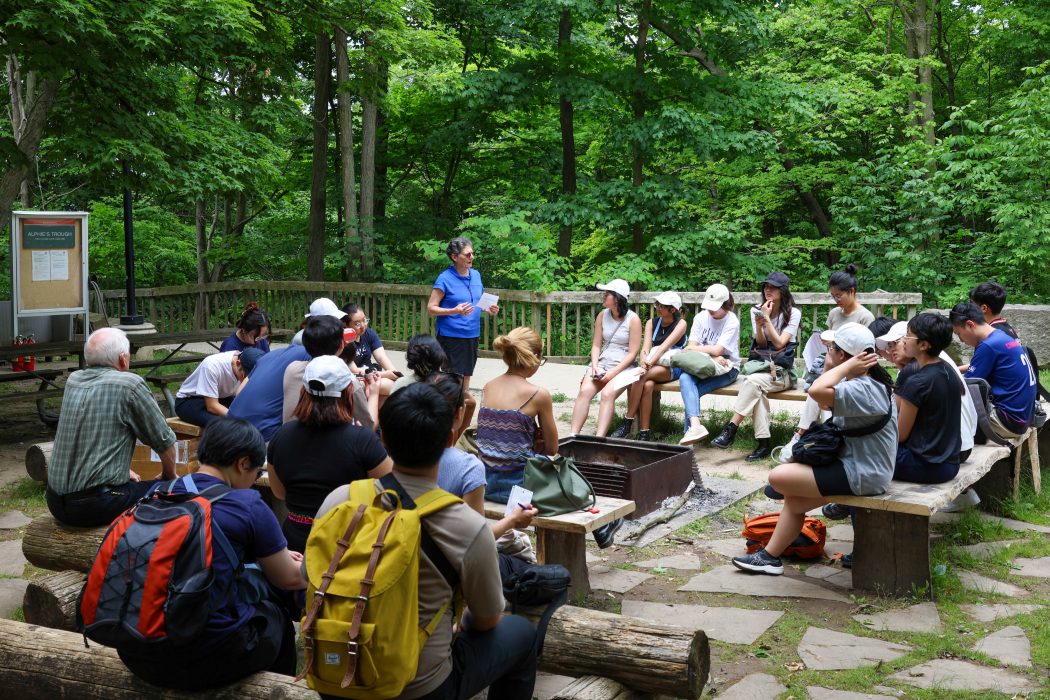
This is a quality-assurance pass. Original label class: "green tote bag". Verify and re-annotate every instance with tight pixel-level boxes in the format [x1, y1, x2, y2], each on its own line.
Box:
[523, 454, 597, 516]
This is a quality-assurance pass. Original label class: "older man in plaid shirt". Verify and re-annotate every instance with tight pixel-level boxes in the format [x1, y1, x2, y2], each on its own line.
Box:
[46, 327, 178, 526]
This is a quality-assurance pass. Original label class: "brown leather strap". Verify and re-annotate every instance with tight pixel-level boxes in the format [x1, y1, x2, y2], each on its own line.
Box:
[341, 508, 399, 688]
[295, 503, 367, 682]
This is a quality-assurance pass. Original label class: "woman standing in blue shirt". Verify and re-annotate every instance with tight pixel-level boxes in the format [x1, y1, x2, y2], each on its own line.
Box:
[427, 236, 499, 433]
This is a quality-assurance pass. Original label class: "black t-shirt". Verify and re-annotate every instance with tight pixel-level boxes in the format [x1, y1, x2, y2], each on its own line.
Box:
[895, 360, 918, 391]
[990, 318, 1019, 340]
[896, 361, 962, 464]
[267, 421, 388, 519]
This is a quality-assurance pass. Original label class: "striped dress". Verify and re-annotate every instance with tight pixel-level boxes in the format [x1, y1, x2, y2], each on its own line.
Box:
[476, 391, 539, 473]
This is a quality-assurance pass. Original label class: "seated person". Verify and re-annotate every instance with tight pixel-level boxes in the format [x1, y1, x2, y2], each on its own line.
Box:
[312, 383, 538, 700]
[267, 356, 392, 553]
[969, 281, 1018, 339]
[611, 290, 688, 441]
[118, 418, 307, 690]
[713, 272, 802, 460]
[290, 297, 348, 346]
[280, 317, 375, 430]
[220, 302, 272, 353]
[174, 349, 261, 427]
[391, 334, 447, 395]
[47, 328, 177, 527]
[950, 302, 1036, 438]
[732, 324, 897, 576]
[892, 313, 963, 484]
[342, 303, 400, 406]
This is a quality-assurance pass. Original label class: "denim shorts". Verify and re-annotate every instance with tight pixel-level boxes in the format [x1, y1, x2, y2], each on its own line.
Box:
[485, 469, 524, 504]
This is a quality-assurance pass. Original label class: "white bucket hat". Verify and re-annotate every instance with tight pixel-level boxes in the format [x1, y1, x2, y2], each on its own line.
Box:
[596, 279, 630, 299]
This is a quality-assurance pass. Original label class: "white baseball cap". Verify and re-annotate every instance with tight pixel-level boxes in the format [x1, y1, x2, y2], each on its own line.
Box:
[653, 291, 682, 310]
[303, 355, 353, 397]
[875, 321, 908, 350]
[305, 297, 347, 319]
[825, 323, 876, 356]
[700, 284, 731, 311]
[596, 279, 630, 299]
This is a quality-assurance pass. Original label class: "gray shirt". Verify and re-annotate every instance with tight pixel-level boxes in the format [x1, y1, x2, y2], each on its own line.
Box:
[827, 305, 875, 330]
[832, 375, 897, 495]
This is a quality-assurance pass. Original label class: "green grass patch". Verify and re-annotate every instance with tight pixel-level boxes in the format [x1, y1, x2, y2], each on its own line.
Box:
[550, 391, 567, 403]
[0, 478, 47, 518]
[999, 469, 1050, 526]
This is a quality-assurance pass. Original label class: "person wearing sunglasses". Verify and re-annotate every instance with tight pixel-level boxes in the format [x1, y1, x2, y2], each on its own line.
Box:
[428, 236, 500, 437]
[117, 417, 307, 690]
[267, 355, 392, 554]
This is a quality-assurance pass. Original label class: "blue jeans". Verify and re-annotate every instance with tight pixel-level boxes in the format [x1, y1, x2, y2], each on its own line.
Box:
[486, 469, 524, 504]
[679, 368, 739, 425]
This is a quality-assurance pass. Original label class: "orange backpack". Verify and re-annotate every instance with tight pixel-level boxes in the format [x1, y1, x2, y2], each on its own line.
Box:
[742, 513, 826, 559]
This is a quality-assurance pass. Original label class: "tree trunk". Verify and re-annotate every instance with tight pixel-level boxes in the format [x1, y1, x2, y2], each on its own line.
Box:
[538, 605, 709, 698]
[335, 28, 360, 282]
[22, 515, 106, 573]
[934, 3, 956, 131]
[22, 570, 86, 631]
[631, 1, 651, 255]
[25, 441, 51, 482]
[307, 33, 332, 281]
[194, 198, 208, 328]
[900, 0, 936, 145]
[374, 64, 389, 248]
[6, 57, 33, 207]
[0, 75, 59, 239]
[557, 9, 576, 259]
[358, 67, 377, 282]
[0, 618, 317, 699]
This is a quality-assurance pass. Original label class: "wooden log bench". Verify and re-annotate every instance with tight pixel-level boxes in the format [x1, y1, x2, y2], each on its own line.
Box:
[484, 496, 636, 595]
[19, 582, 709, 699]
[829, 443, 1012, 597]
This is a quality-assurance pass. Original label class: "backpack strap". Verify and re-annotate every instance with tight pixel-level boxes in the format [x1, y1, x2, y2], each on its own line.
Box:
[966, 377, 1012, 447]
[379, 474, 461, 591]
[841, 386, 894, 438]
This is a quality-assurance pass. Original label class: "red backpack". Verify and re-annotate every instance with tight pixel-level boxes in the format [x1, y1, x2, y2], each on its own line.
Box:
[742, 513, 826, 559]
[79, 475, 239, 648]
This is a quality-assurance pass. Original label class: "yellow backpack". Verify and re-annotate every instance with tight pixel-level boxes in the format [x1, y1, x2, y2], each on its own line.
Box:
[298, 477, 462, 698]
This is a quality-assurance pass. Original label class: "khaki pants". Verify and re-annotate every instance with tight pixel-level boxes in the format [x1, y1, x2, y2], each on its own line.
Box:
[989, 409, 1025, 440]
[734, 370, 794, 439]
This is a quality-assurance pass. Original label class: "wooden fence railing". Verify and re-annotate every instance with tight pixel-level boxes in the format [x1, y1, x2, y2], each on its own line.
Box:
[102, 282, 922, 361]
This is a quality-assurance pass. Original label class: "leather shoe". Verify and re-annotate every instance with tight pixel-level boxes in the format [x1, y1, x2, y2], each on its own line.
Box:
[746, 438, 772, 461]
[593, 518, 624, 549]
[711, 422, 738, 449]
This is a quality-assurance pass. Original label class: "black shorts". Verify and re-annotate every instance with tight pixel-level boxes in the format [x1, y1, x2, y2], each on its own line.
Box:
[812, 459, 854, 497]
[437, 335, 479, 376]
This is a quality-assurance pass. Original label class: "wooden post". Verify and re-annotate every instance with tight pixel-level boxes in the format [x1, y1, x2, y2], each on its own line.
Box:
[25, 442, 52, 481]
[851, 508, 931, 598]
[536, 528, 590, 595]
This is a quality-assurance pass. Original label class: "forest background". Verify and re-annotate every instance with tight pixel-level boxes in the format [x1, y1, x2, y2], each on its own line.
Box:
[2, 0, 1049, 305]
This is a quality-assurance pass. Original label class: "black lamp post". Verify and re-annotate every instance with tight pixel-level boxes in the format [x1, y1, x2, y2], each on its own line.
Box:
[120, 160, 144, 325]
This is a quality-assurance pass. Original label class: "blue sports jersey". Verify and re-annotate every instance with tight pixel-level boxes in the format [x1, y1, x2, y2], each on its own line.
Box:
[965, 329, 1036, 423]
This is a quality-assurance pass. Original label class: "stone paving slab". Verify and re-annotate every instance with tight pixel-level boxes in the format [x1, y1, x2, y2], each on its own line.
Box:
[826, 524, 855, 541]
[960, 603, 1043, 623]
[852, 602, 942, 633]
[585, 551, 599, 564]
[972, 625, 1032, 667]
[803, 564, 853, 589]
[633, 553, 704, 571]
[628, 476, 762, 548]
[0, 578, 28, 619]
[533, 672, 574, 700]
[0, 510, 30, 530]
[621, 600, 783, 645]
[1011, 556, 1050, 578]
[807, 688, 896, 699]
[698, 538, 749, 558]
[678, 565, 850, 602]
[931, 511, 1050, 533]
[714, 673, 786, 699]
[587, 566, 652, 593]
[0, 539, 27, 577]
[955, 540, 1012, 559]
[888, 658, 1040, 693]
[797, 627, 912, 670]
[957, 570, 1028, 597]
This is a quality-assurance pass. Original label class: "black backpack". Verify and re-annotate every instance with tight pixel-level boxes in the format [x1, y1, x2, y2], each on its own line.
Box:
[498, 554, 569, 655]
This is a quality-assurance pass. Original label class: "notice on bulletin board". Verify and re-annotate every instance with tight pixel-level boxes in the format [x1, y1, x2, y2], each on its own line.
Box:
[30, 250, 70, 281]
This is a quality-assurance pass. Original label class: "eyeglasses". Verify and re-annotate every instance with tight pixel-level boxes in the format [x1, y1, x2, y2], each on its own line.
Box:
[830, 292, 848, 302]
[903, 335, 920, 341]
[254, 465, 265, 481]
[352, 317, 370, 327]
[460, 251, 475, 258]
[535, 354, 547, 366]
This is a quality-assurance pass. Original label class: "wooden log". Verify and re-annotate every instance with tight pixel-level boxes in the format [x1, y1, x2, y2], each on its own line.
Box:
[550, 675, 645, 700]
[539, 605, 708, 699]
[22, 515, 106, 573]
[23, 570, 86, 631]
[0, 618, 315, 699]
[25, 442, 52, 482]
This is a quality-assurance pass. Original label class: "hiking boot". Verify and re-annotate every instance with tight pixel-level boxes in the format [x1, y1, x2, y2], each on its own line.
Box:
[679, 424, 709, 446]
[593, 518, 624, 549]
[777, 431, 802, 463]
[610, 417, 634, 439]
[637, 429, 651, 442]
[822, 503, 852, 520]
[746, 438, 773, 461]
[711, 422, 738, 449]
[763, 484, 784, 500]
[732, 548, 784, 575]
[841, 553, 853, 569]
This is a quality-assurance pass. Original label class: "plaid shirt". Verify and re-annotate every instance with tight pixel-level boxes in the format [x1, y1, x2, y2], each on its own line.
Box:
[49, 367, 176, 495]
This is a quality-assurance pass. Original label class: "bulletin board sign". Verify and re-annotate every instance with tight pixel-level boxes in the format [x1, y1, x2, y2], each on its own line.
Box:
[10, 211, 89, 335]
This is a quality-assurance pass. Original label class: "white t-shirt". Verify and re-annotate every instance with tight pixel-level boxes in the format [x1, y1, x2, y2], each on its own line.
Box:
[688, 310, 741, 367]
[176, 351, 242, 399]
[749, 305, 802, 343]
[940, 350, 977, 452]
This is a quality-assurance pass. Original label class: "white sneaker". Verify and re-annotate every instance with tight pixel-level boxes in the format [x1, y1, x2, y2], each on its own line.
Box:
[777, 432, 801, 463]
[942, 488, 981, 513]
[679, 424, 709, 446]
